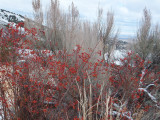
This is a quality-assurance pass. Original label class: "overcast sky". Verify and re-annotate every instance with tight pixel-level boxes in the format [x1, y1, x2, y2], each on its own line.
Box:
[0, 0, 160, 38]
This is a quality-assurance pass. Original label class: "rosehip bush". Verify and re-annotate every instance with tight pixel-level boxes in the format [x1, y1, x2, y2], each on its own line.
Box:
[0, 24, 109, 120]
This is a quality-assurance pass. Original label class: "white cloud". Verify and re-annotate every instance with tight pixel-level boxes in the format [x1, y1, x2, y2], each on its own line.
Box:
[0, 0, 32, 12]
[119, 7, 129, 15]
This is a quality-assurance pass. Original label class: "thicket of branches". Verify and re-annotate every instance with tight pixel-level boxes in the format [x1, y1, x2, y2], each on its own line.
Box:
[29, 0, 118, 62]
[131, 8, 160, 73]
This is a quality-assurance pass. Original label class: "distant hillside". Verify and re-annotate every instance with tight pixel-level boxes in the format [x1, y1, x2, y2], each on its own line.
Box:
[0, 9, 24, 26]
